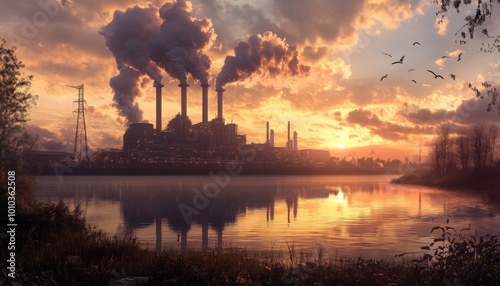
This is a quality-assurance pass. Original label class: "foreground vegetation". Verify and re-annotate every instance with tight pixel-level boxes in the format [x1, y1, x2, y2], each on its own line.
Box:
[1, 196, 499, 286]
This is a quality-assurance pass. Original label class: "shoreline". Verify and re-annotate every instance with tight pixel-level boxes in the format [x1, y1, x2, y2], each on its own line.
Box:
[36, 165, 402, 176]
[391, 169, 500, 193]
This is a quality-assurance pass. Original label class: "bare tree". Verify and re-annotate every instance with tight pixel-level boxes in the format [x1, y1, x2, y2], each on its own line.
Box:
[432, 124, 453, 174]
[486, 124, 499, 167]
[470, 124, 488, 170]
[455, 128, 470, 173]
[431, 136, 443, 173]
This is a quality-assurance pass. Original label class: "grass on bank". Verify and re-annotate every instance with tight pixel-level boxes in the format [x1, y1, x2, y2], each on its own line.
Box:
[392, 168, 500, 191]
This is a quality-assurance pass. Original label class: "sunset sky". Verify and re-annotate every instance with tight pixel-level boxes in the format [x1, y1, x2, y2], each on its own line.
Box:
[1, 0, 499, 160]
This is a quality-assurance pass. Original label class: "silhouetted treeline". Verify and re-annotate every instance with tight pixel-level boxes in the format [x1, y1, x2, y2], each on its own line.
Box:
[430, 123, 499, 174]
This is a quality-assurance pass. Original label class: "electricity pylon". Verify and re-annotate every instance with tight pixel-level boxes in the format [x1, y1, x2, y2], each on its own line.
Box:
[67, 84, 89, 161]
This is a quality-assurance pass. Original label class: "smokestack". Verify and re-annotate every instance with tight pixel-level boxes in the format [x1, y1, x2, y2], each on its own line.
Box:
[154, 81, 164, 132]
[266, 122, 269, 145]
[293, 131, 298, 151]
[201, 84, 209, 123]
[179, 83, 189, 117]
[270, 129, 274, 147]
[216, 88, 225, 119]
[287, 121, 290, 150]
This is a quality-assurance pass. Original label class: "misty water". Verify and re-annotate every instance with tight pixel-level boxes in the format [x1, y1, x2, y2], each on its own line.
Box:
[36, 175, 500, 259]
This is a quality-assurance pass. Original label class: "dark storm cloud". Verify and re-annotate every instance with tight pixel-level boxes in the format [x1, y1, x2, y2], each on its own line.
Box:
[452, 96, 500, 125]
[349, 84, 398, 106]
[346, 109, 433, 141]
[301, 46, 329, 63]
[27, 125, 73, 152]
[346, 109, 383, 126]
[404, 108, 456, 125]
[0, 0, 109, 57]
[404, 87, 500, 127]
[30, 60, 109, 80]
[190, 0, 283, 51]
[273, 0, 367, 44]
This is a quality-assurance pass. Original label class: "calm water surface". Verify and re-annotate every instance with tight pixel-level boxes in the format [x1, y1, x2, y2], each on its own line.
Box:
[36, 175, 500, 258]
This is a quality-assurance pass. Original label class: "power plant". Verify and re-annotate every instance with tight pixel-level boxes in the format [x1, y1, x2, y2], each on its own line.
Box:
[87, 83, 316, 174]
[123, 84, 244, 154]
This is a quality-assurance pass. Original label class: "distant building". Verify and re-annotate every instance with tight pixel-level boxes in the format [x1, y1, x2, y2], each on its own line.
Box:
[28, 150, 73, 165]
[300, 149, 330, 164]
[123, 123, 156, 151]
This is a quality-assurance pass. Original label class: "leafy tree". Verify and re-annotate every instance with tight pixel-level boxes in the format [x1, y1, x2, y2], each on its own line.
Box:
[438, 1, 500, 111]
[0, 38, 37, 200]
[435, 0, 500, 52]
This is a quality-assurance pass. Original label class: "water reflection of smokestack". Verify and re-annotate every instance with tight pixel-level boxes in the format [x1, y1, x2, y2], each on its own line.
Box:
[286, 195, 293, 224]
[181, 229, 188, 251]
[270, 200, 275, 220]
[216, 88, 224, 119]
[266, 204, 269, 222]
[201, 84, 209, 123]
[202, 220, 209, 251]
[266, 201, 275, 222]
[155, 214, 162, 251]
[155, 81, 164, 132]
[179, 83, 189, 117]
[216, 227, 223, 248]
[293, 194, 298, 220]
[418, 192, 422, 218]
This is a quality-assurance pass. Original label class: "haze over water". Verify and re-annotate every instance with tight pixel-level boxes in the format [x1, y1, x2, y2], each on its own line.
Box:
[36, 175, 500, 259]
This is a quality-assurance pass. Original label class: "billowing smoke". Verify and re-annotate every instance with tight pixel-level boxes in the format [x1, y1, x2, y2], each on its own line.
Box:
[216, 32, 310, 90]
[109, 66, 144, 124]
[101, 1, 214, 123]
[151, 0, 214, 85]
[101, 4, 161, 124]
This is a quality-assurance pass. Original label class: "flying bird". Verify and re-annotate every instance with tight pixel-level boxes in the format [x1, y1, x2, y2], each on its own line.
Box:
[380, 74, 388, 81]
[412, 79, 417, 83]
[457, 53, 462, 61]
[427, 69, 444, 79]
[382, 52, 392, 58]
[412, 42, 421, 46]
[391, 55, 405, 65]
[441, 55, 449, 59]
[408, 69, 415, 72]
[450, 74, 456, 80]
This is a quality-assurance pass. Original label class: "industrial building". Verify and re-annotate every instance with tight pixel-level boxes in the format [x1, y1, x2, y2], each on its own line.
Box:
[88, 82, 330, 173]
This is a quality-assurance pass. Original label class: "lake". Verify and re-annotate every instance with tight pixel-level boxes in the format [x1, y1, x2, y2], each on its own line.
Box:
[35, 175, 500, 259]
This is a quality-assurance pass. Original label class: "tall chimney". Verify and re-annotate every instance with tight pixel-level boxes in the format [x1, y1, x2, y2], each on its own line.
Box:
[216, 88, 225, 119]
[270, 129, 274, 147]
[154, 81, 164, 132]
[266, 122, 269, 145]
[201, 84, 209, 123]
[287, 121, 291, 150]
[179, 83, 189, 117]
